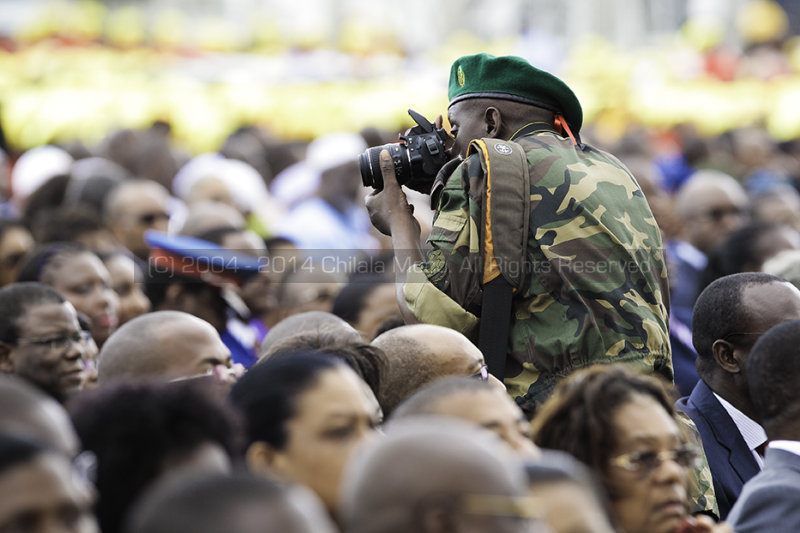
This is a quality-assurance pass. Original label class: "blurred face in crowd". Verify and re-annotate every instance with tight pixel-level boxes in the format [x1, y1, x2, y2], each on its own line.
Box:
[604, 393, 690, 533]
[429, 387, 539, 458]
[44, 252, 119, 347]
[102, 253, 151, 326]
[529, 480, 615, 533]
[0, 452, 98, 533]
[221, 230, 274, 318]
[0, 302, 86, 401]
[108, 182, 171, 259]
[353, 283, 399, 341]
[0, 225, 34, 287]
[679, 178, 749, 254]
[252, 365, 381, 513]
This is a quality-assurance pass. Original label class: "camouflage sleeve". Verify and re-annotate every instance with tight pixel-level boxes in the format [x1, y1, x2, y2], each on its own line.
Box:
[403, 154, 485, 338]
[676, 410, 720, 519]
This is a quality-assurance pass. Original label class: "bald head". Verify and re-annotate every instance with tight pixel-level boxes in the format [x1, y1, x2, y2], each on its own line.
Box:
[126, 472, 336, 533]
[340, 419, 530, 533]
[371, 324, 485, 416]
[0, 374, 80, 457]
[98, 311, 231, 384]
[675, 170, 749, 253]
[260, 311, 360, 356]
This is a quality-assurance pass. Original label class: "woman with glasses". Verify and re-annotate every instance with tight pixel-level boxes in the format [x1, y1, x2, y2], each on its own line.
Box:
[531, 364, 733, 533]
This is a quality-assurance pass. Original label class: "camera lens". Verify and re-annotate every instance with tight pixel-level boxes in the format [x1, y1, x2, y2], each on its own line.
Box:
[359, 146, 385, 190]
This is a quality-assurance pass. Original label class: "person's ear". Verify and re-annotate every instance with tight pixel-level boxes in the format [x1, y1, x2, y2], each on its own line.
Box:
[0, 341, 14, 374]
[712, 339, 740, 374]
[245, 441, 292, 478]
[484, 107, 502, 138]
[163, 283, 184, 308]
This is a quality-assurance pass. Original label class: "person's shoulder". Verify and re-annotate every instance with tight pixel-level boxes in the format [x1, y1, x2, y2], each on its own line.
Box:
[729, 469, 800, 531]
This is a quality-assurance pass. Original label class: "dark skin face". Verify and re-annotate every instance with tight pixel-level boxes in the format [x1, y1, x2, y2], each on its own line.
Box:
[707, 281, 800, 420]
[0, 302, 86, 402]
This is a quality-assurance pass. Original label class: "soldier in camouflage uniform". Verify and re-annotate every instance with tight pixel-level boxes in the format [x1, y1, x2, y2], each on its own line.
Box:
[367, 51, 715, 518]
[367, 52, 672, 413]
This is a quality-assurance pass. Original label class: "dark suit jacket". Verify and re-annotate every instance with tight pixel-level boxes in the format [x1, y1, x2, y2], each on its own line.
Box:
[675, 380, 761, 519]
[728, 447, 800, 532]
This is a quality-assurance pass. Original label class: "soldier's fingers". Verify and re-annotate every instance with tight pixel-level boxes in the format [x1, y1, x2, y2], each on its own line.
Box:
[379, 149, 398, 187]
[434, 114, 444, 129]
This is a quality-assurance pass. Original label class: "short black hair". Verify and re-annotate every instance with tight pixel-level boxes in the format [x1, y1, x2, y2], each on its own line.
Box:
[0, 432, 52, 477]
[747, 319, 800, 430]
[30, 206, 106, 245]
[70, 380, 243, 533]
[16, 241, 89, 284]
[692, 272, 783, 378]
[0, 282, 65, 344]
[331, 273, 392, 324]
[229, 350, 344, 449]
[260, 332, 387, 400]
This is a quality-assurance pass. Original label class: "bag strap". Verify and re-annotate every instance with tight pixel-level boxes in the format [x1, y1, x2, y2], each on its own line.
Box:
[469, 138, 531, 379]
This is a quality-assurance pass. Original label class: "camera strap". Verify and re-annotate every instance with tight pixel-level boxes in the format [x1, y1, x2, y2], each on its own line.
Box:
[469, 137, 531, 379]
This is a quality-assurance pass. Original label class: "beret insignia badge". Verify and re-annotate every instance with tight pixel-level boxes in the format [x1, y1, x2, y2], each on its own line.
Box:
[457, 65, 465, 87]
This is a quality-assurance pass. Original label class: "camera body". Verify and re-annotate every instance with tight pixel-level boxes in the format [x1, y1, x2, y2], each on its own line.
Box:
[359, 109, 451, 194]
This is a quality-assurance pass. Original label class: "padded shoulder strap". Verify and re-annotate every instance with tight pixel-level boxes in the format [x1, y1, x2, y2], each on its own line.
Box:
[468, 138, 530, 290]
[469, 138, 531, 379]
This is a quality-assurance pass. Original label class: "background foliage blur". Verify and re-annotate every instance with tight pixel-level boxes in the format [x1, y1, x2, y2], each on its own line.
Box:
[0, 0, 799, 154]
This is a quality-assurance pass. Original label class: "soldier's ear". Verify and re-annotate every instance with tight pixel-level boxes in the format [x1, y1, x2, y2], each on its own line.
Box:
[484, 107, 502, 138]
[712, 339, 740, 374]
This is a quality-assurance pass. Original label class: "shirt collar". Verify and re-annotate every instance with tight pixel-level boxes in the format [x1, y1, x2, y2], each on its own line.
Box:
[767, 440, 800, 457]
[713, 392, 767, 451]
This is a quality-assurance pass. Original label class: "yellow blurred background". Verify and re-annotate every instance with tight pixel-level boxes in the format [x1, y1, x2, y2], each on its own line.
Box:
[1, 0, 799, 154]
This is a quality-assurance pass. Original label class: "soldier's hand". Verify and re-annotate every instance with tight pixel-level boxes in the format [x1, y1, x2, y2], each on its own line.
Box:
[366, 149, 415, 236]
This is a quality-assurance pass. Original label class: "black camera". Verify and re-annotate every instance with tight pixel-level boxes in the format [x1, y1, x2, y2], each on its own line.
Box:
[359, 109, 451, 193]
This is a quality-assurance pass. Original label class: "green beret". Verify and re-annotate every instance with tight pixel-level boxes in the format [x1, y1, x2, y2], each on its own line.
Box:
[448, 53, 583, 133]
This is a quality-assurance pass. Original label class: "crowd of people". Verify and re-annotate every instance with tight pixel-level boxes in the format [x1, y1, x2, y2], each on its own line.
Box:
[0, 48, 800, 533]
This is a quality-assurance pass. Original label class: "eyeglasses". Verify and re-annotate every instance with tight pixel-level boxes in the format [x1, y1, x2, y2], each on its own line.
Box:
[609, 446, 699, 477]
[700, 206, 745, 222]
[137, 212, 170, 226]
[169, 363, 245, 384]
[15, 330, 91, 352]
[472, 364, 489, 382]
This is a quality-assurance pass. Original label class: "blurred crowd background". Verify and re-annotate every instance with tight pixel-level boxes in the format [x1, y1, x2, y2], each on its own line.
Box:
[0, 0, 799, 154]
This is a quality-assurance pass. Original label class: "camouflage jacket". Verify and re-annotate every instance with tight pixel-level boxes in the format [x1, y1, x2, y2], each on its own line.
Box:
[404, 125, 672, 412]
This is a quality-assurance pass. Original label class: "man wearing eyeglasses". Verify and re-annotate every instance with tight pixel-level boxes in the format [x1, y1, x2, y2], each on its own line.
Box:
[0, 282, 90, 403]
[676, 272, 800, 519]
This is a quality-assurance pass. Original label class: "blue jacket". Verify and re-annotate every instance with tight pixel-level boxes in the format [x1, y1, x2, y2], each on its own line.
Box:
[676, 380, 760, 519]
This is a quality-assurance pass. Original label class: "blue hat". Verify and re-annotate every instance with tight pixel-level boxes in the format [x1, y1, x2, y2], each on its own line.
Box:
[145, 230, 264, 288]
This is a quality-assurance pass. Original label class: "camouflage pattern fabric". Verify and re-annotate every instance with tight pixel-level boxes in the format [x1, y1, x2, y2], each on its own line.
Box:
[677, 410, 720, 518]
[404, 127, 672, 413]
